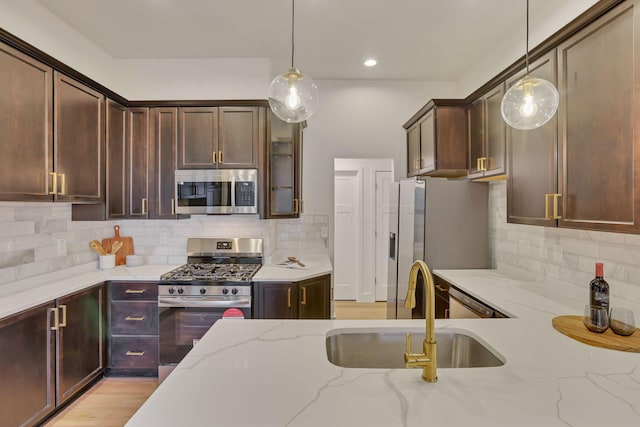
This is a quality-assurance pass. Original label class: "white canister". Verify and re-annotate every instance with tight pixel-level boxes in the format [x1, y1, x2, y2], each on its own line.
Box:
[99, 254, 116, 270]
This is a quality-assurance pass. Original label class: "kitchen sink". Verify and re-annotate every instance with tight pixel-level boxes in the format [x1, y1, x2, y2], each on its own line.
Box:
[326, 328, 505, 369]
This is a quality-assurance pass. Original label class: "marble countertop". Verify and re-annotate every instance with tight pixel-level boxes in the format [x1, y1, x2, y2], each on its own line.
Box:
[254, 253, 333, 282]
[0, 264, 180, 319]
[126, 269, 640, 427]
[0, 253, 332, 320]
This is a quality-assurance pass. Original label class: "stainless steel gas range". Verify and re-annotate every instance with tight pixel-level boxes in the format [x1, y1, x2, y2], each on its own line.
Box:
[158, 237, 262, 382]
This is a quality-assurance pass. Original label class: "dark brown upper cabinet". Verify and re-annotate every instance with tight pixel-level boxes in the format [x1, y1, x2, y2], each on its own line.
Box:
[53, 71, 105, 202]
[178, 106, 262, 169]
[556, 0, 640, 233]
[0, 43, 54, 201]
[127, 108, 150, 218]
[403, 99, 468, 178]
[149, 107, 179, 219]
[263, 111, 302, 218]
[506, 52, 559, 227]
[106, 99, 127, 219]
[467, 83, 506, 180]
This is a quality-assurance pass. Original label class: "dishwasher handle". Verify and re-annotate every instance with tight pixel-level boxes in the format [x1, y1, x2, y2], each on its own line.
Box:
[448, 287, 495, 318]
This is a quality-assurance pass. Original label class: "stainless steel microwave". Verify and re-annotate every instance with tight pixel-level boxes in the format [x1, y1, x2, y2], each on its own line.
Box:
[175, 169, 258, 215]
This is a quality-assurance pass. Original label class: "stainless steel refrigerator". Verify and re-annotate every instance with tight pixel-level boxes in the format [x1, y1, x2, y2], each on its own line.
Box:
[387, 177, 489, 319]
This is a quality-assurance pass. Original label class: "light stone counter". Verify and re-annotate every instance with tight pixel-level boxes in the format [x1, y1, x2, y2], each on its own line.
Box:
[126, 269, 640, 427]
[0, 264, 180, 319]
[253, 253, 332, 282]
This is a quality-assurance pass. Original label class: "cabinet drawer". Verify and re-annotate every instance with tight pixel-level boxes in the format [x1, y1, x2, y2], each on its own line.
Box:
[110, 281, 158, 301]
[110, 336, 158, 369]
[111, 301, 158, 335]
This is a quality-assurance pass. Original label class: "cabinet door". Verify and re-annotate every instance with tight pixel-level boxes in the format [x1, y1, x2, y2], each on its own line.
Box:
[484, 84, 506, 177]
[467, 97, 485, 179]
[218, 107, 261, 168]
[106, 99, 127, 219]
[128, 108, 150, 218]
[507, 52, 558, 226]
[150, 108, 179, 219]
[0, 43, 53, 201]
[254, 282, 297, 319]
[0, 302, 56, 427]
[419, 111, 436, 173]
[558, 0, 640, 232]
[266, 112, 301, 218]
[56, 284, 104, 406]
[298, 275, 330, 319]
[53, 71, 104, 202]
[178, 107, 218, 168]
[406, 122, 420, 176]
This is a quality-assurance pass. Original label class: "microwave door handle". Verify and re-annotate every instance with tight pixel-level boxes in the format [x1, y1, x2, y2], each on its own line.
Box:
[230, 176, 236, 209]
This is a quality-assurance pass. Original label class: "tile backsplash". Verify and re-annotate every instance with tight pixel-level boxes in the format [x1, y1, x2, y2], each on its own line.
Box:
[489, 181, 640, 305]
[0, 202, 329, 297]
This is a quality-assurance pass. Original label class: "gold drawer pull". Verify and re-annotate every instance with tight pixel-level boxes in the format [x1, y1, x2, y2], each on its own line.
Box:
[125, 316, 145, 321]
[287, 287, 292, 308]
[301, 286, 307, 305]
[125, 289, 145, 294]
[125, 351, 145, 356]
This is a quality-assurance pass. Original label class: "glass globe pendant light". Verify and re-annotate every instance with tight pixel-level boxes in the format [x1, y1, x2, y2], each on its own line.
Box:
[501, 0, 559, 130]
[268, 0, 318, 123]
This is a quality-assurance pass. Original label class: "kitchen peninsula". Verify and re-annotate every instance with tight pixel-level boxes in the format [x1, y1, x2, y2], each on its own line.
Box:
[126, 269, 640, 427]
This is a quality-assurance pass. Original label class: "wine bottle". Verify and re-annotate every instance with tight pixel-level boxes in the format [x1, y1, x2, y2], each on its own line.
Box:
[589, 262, 609, 312]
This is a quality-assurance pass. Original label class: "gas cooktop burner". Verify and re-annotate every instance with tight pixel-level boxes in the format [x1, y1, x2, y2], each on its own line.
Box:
[160, 263, 261, 283]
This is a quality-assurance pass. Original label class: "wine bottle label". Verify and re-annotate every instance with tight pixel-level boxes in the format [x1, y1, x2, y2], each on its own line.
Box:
[593, 291, 609, 303]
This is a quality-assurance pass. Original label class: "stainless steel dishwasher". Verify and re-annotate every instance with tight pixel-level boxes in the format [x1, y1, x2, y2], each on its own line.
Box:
[448, 287, 508, 318]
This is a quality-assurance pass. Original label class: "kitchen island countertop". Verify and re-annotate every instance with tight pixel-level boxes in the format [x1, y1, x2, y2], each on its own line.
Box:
[126, 269, 640, 427]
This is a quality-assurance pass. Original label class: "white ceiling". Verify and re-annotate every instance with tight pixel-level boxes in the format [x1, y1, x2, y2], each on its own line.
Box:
[36, 0, 583, 81]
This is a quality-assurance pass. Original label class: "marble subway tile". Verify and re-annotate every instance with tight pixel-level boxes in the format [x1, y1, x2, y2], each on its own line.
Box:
[0, 221, 35, 237]
[0, 250, 35, 269]
[15, 260, 52, 280]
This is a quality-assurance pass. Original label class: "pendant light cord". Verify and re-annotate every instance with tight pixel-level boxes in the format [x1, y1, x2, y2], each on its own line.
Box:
[291, 0, 295, 68]
[525, 0, 530, 74]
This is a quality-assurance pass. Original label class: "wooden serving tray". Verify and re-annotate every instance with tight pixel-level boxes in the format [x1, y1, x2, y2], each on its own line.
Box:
[552, 315, 640, 352]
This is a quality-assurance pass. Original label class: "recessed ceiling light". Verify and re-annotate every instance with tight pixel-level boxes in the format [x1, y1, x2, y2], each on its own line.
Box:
[364, 59, 377, 67]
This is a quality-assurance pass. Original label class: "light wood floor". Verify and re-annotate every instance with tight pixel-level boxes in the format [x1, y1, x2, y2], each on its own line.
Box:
[45, 301, 387, 427]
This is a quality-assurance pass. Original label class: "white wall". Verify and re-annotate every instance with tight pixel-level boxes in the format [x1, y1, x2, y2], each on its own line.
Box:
[0, 0, 269, 99]
[456, 0, 600, 97]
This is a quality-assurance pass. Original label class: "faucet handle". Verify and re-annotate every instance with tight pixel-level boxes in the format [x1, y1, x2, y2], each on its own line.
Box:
[405, 333, 412, 353]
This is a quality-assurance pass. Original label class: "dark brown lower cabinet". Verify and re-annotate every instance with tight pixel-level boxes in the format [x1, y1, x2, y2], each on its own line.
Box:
[254, 274, 331, 319]
[0, 283, 105, 427]
[107, 281, 159, 376]
[0, 302, 56, 427]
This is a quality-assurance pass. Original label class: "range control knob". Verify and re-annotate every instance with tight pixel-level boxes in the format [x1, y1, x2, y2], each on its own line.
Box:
[200, 288, 207, 295]
[222, 288, 229, 295]
[177, 287, 185, 295]
[231, 288, 238, 295]
[168, 287, 176, 295]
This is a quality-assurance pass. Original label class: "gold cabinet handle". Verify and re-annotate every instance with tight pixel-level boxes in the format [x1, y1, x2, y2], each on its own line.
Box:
[125, 351, 145, 356]
[49, 172, 58, 195]
[125, 316, 145, 321]
[287, 287, 292, 308]
[553, 193, 562, 219]
[293, 199, 299, 214]
[171, 198, 175, 215]
[545, 193, 552, 219]
[301, 286, 307, 305]
[218, 150, 223, 164]
[59, 304, 67, 328]
[58, 173, 66, 195]
[125, 289, 145, 294]
[476, 157, 482, 172]
[142, 198, 148, 215]
[50, 307, 59, 331]
[212, 151, 217, 164]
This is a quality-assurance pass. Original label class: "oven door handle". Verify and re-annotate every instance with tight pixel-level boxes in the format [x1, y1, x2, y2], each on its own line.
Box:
[158, 297, 251, 308]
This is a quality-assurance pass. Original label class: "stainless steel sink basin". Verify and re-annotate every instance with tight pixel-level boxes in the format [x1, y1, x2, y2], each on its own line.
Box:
[326, 328, 505, 369]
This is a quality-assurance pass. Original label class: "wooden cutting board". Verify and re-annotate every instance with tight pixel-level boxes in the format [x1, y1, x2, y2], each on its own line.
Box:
[101, 225, 134, 266]
[552, 315, 640, 352]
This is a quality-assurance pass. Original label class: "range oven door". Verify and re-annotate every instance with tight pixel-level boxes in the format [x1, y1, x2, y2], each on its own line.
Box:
[158, 296, 251, 382]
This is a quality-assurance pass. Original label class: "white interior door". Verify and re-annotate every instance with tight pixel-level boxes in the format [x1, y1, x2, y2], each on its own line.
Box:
[334, 159, 393, 302]
[375, 171, 393, 301]
[333, 169, 362, 300]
